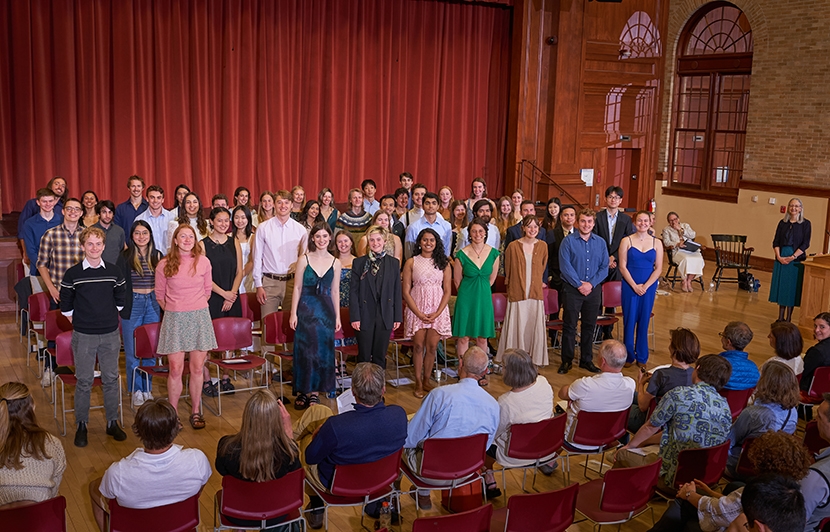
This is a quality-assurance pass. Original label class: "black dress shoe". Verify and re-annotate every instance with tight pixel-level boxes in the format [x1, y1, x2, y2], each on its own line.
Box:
[106, 421, 127, 441]
[74, 422, 88, 448]
[579, 361, 602, 373]
[557, 362, 572, 374]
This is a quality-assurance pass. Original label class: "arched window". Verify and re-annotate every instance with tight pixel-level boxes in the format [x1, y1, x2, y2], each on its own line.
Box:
[668, 2, 752, 199]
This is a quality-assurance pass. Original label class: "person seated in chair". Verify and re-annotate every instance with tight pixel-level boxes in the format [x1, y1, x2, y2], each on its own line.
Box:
[294, 362, 407, 529]
[615, 354, 733, 494]
[559, 340, 635, 451]
[718, 321, 760, 391]
[89, 399, 211, 531]
[403, 346, 500, 510]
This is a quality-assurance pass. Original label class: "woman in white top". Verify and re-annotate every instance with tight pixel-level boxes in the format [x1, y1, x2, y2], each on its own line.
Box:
[167, 192, 209, 248]
[662, 211, 704, 292]
[483, 349, 554, 499]
[764, 321, 804, 375]
[232, 205, 255, 295]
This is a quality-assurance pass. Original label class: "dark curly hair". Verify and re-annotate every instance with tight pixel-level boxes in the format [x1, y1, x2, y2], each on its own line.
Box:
[748, 431, 812, 480]
[414, 228, 448, 270]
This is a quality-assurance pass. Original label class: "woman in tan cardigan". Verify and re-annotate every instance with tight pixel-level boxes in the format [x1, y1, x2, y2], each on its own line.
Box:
[496, 216, 549, 367]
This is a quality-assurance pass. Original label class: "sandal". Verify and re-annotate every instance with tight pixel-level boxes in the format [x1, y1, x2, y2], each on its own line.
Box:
[189, 413, 206, 430]
[413, 389, 425, 399]
[220, 377, 235, 395]
[294, 393, 309, 410]
[308, 394, 320, 406]
[202, 381, 218, 397]
[484, 481, 502, 499]
[478, 376, 489, 387]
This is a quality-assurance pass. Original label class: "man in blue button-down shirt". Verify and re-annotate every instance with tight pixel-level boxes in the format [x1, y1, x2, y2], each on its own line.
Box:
[558, 209, 609, 374]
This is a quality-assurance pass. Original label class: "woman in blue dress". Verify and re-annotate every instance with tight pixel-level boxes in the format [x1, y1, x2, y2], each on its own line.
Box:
[289, 223, 341, 410]
[618, 211, 663, 366]
[770, 198, 811, 323]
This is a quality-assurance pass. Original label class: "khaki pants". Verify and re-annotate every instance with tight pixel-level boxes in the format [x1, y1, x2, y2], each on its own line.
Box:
[294, 404, 334, 495]
[260, 276, 294, 317]
[613, 446, 674, 494]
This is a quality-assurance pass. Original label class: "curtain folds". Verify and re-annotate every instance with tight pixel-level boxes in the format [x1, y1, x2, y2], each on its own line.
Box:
[0, 0, 511, 214]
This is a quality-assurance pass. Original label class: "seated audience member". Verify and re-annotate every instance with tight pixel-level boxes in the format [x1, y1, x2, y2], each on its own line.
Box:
[294, 363, 407, 529]
[404, 347, 499, 510]
[483, 349, 554, 497]
[616, 354, 733, 493]
[802, 393, 830, 530]
[718, 321, 760, 391]
[649, 431, 811, 532]
[0, 382, 66, 507]
[738, 474, 806, 532]
[661, 211, 705, 293]
[763, 321, 804, 375]
[725, 361, 799, 477]
[628, 328, 698, 433]
[559, 340, 635, 450]
[90, 399, 211, 531]
[215, 390, 301, 530]
[800, 312, 830, 403]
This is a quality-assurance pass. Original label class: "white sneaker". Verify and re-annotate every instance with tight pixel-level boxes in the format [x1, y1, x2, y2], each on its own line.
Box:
[144, 390, 154, 402]
[41, 367, 54, 388]
[132, 391, 146, 407]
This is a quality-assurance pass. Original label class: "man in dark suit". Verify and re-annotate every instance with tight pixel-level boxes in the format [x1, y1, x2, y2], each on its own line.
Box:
[503, 200, 547, 250]
[350, 227, 403, 368]
[592, 186, 634, 339]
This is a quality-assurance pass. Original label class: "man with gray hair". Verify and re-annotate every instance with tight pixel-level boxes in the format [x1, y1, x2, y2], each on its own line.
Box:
[403, 346, 500, 510]
[558, 340, 635, 450]
[717, 320, 759, 391]
[293, 362, 407, 529]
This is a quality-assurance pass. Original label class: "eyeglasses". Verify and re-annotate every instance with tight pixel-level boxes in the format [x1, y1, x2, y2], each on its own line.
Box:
[64, 207, 82, 213]
[607, 195, 622, 200]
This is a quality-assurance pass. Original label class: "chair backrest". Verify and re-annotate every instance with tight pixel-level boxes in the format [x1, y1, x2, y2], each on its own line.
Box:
[571, 409, 628, 448]
[2, 496, 67, 532]
[329, 448, 403, 498]
[601, 281, 622, 309]
[492, 275, 507, 293]
[492, 293, 508, 324]
[240, 291, 261, 323]
[420, 433, 488, 480]
[805, 420, 830, 457]
[212, 317, 254, 351]
[672, 440, 730, 488]
[220, 468, 305, 521]
[807, 367, 830, 398]
[506, 413, 566, 461]
[719, 387, 755, 419]
[543, 288, 559, 315]
[28, 292, 51, 323]
[108, 491, 201, 532]
[504, 483, 578, 532]
[412, 503, 493, 532]
[599, 459, 662, 514]
[44, 309, 73, 341]
[134, 323, 161, 361]
[336, 308, 357, 340]
[263, 311, 294, 345]
[711, 234, 749, 265]
[54, 330, 75, 366]
[734, 437, 758, 479]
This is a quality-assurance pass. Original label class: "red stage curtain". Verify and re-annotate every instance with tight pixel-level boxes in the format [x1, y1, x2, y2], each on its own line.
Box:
[0, 0, 511, 214]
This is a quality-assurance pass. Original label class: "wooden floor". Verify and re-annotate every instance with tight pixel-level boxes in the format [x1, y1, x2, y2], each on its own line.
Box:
[2, 262, 795, 531]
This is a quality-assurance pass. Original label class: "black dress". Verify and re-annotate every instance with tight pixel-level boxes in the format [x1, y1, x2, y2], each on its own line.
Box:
[202, 237, 242, 318]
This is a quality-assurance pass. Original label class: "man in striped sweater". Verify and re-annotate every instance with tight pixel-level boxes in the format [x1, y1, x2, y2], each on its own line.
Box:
[60, 226, 127, 448]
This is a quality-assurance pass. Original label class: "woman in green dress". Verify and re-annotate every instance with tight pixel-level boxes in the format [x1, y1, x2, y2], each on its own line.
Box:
[452, 217, 500, 364]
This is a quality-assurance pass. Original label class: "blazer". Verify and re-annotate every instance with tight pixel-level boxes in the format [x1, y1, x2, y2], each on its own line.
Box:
[503, 223, 547, 252]
[349, 255, 403, 330]
[504, 239, 548, 303]
[593, 209, 634, 281]
[547, 225, 573, 289]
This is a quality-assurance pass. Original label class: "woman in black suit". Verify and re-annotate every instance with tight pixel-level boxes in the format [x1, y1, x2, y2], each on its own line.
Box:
[350, 225, 402, 368]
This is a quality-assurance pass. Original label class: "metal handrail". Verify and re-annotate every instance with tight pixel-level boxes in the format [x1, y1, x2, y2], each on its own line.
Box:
[519, 159, 584, 208]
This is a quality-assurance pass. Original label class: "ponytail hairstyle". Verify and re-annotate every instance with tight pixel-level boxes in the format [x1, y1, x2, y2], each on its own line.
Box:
[0, 382, 51, 469]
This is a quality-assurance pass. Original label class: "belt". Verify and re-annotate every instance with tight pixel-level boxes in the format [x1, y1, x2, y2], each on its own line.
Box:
[263, 273, 294, 281]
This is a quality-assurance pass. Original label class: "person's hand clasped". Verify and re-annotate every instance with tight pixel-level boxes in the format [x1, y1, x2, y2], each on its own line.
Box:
[578, 281, 593, 296]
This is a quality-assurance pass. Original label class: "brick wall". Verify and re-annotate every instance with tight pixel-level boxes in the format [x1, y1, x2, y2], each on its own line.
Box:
[658, 0, 830, 188]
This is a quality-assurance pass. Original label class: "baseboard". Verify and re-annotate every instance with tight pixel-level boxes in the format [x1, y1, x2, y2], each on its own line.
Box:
[700, 249, 774, 273]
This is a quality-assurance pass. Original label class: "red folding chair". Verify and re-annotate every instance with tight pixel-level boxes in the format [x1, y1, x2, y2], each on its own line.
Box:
[132, 322, 192, 410]
[412, 503, 493, 532]
[494, 414, 567, 494]
[399, 433, 488, 515]
[593, 281, 621, 342]
[214, 468, 306, 531]
[561, 409, 628, 483]
[53, 330, 123, 436]
[335, 308, 360, 391]
[43, 310, 73, 405]
[239, 291, 262, 338]
[1, 495, 67, 532]
[25, 292, 51, 376]
[657, 440, 729, 498]
[723, 437, 757, 482]
[307, 448, 403, 531]
[802, 367, 830, 406]
[207, 317, 266, 415]
[575, 459, 662, 529]
[262, 311, 294, 399]
[805, 420, 830, 457]
[493, 293, 508, 332]
[543, 288, 563, 349]
[719, 387, 755, 421]
[490, 483, 579, 532]
[389, 323, 414, 388]
[108, 491, 201, 532]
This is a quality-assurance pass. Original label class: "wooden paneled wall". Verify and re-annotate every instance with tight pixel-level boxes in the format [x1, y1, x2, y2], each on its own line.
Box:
[505, 0, 669, 211]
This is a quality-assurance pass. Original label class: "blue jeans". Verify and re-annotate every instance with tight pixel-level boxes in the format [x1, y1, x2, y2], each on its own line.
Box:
[121, 292, 161, 393]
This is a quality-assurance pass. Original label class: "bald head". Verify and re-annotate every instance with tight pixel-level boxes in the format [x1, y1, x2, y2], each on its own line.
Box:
[460, 346, 489, 378]
[597, 340, 627, 372]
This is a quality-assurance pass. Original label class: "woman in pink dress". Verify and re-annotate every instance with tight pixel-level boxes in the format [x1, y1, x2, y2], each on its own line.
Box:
[402, 228, 452, 398]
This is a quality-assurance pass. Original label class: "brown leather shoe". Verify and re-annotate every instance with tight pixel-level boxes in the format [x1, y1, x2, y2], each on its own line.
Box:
[409, 490, 432, 510]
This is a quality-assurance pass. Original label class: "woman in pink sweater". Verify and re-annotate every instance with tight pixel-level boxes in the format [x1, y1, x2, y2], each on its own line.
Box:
[155, 225, 217, 429]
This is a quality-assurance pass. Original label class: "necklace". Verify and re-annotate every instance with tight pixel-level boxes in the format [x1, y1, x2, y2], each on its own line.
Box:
[470, 244, 486, 259]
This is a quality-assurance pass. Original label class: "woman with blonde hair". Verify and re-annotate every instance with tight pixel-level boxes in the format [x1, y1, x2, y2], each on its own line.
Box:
[356, 210, 402, 263]
[0, 382, 66, 507]
[215, 389, 301, 528]
[494, 196, 515, 242]
[156, 224, 217, 430]
[290, 186, 306, 221]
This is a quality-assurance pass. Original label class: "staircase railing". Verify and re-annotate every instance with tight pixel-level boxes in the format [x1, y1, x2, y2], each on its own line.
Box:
[518, 160, 584, 208]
